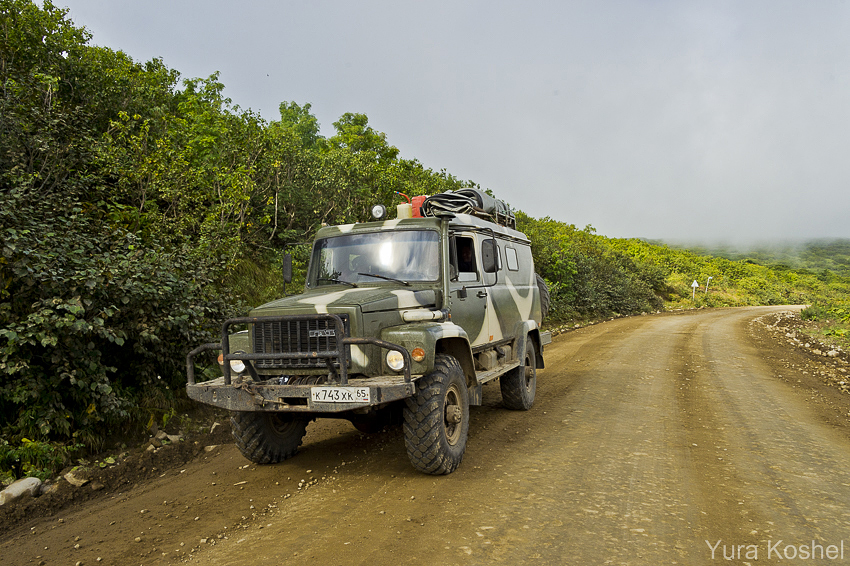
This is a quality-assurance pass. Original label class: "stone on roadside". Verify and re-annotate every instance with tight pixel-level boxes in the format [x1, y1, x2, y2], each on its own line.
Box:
[63, 470, 90, 487]
[0, 477, 43, 506]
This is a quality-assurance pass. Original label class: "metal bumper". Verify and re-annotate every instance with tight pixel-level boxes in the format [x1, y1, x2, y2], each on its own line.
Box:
[186, 375, 417, 413]
[186, 313, 415, 413]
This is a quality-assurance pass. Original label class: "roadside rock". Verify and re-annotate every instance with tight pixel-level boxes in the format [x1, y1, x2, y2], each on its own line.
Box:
[63, 470, 90, 488]
[0, 477, 42, 506]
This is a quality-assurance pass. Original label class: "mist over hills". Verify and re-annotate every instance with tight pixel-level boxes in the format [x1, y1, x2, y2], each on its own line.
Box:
[656, 239, 850, 276]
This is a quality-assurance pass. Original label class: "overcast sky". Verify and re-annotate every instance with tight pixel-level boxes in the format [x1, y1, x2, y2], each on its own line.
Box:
[56, 0, 850, 243]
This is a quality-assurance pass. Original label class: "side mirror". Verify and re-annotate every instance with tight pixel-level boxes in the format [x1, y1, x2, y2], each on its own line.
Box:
[481, 239, 497, 273]
[282, 253, 292, 284]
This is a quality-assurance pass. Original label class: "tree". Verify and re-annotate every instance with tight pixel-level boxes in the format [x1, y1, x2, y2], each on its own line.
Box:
[275, 101, 321, 149]
[325, 112, 399, 163]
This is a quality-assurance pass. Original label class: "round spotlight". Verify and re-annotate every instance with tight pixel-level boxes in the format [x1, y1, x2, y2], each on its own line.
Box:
[371, 204, 388, 220]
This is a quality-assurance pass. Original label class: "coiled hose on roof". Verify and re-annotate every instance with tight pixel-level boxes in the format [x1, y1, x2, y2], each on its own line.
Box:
[422, 189, 515, 228]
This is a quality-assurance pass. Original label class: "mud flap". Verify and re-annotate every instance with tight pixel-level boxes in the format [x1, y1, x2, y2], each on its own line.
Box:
[468, 384, 483, 406]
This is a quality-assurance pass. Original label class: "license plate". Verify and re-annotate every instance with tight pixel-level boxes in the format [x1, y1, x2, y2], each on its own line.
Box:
[311, 387, 370, 403]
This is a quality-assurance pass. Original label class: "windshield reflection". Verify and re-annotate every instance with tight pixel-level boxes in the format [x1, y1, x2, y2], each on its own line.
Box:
[308, 230, 440, 287]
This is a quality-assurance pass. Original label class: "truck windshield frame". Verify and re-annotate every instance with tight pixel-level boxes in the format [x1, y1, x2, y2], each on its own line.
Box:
[307, 229, 441, 288]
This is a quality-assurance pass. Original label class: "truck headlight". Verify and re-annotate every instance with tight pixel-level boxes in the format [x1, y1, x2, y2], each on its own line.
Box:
[218, 353, 246, 374]
[386, 350, 405, 371]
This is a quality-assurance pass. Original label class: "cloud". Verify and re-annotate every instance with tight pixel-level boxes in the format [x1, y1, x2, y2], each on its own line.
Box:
[60, 0, 850, 241]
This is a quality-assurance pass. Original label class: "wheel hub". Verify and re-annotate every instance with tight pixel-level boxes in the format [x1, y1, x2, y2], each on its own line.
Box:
[446, 404, 462, 424]
[444, 384, 464, 445]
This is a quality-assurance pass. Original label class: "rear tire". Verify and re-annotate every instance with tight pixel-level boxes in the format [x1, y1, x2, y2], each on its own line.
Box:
[501, 338, 537, 410]
[231, 412, 308, 464]
[536, 273, 550, 320]
[403, 354, 469, 475]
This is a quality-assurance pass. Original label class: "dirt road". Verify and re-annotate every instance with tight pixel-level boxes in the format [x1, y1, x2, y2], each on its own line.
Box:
[6, 306, 850, 565]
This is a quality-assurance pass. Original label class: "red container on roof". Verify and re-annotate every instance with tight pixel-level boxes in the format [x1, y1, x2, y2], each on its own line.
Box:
[412, 195, 427, 218]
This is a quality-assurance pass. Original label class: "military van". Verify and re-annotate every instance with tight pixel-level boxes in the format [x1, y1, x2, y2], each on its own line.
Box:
[186, 189, 551, 475]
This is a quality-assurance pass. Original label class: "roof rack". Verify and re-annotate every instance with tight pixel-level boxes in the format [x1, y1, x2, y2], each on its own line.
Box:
[421, 189, 516, 229]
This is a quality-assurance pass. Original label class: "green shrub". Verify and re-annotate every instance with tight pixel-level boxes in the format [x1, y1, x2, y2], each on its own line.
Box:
[0, 438, 81, 481]
[0, 193, 235, 447]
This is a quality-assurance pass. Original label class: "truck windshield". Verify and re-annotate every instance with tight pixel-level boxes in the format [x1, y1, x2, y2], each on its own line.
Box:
[308, 230, 440, 287]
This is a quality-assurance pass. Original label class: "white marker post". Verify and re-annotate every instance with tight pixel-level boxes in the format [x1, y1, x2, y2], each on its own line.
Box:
[705, 276, 713, 294]
[692, 280, 699, 301]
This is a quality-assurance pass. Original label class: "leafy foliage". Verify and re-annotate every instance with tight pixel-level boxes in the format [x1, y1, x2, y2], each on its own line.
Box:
[0, 438, 81, 482]
[0, 0, 465, 449]
[517, 214, 666, 319]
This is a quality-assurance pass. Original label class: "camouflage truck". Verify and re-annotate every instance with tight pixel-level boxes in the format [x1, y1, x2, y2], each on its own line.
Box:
[186, 190, 552, 475]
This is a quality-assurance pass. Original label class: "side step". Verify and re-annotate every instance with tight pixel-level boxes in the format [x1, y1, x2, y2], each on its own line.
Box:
[474, 360, 521, 386]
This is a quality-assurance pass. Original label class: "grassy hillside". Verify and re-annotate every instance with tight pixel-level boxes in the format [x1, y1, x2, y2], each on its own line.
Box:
[520, 215, 850, 324]
[665, 240, 850, 277]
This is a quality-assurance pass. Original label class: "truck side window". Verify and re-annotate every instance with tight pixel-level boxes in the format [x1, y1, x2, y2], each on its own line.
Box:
[505, 246, 519, 271]
[453, 236, 478, 282]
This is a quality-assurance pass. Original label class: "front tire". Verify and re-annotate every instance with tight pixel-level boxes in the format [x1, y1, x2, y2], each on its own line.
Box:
[231, 412, 308, 464]
[500, 338, 537, 410]
[403, 354, 469, 475]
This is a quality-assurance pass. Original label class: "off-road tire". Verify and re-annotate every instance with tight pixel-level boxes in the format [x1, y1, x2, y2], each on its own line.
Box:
[231, 412, 308, 464]
[500, 338, 537, 410]
[536, 273, 550, 320]
[403, 354, 469, 475]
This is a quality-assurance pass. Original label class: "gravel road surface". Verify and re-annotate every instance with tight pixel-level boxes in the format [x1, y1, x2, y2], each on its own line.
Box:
[5, 306, 850, 565]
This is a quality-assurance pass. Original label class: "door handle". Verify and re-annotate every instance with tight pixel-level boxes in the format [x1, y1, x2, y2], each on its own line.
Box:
[477, 291, 488, 298]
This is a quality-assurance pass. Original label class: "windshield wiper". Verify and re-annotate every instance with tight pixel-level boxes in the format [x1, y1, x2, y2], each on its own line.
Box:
[357, 272, 411, 286]
[317, 277, 358, 288]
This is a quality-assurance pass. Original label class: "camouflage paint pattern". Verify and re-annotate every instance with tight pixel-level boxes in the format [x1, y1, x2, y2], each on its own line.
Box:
[190, 212, 544, 410]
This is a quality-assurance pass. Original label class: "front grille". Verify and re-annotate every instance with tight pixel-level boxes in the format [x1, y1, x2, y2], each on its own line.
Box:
[252, 315, 349, 369]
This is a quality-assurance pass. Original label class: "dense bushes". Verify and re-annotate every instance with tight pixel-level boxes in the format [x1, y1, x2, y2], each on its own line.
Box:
[0, 0, 466, 453]
[517, 214, 666, 319]
[0, 191, 235, 447]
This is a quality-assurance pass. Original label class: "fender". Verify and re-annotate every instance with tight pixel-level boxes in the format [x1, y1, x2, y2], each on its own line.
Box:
[381, 322, 475, 380]
[512, 320, 545, 369]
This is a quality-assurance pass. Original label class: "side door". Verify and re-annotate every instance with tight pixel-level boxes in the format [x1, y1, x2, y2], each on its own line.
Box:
[447, 233, 491, 347]
[484, 238, 536, 342]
